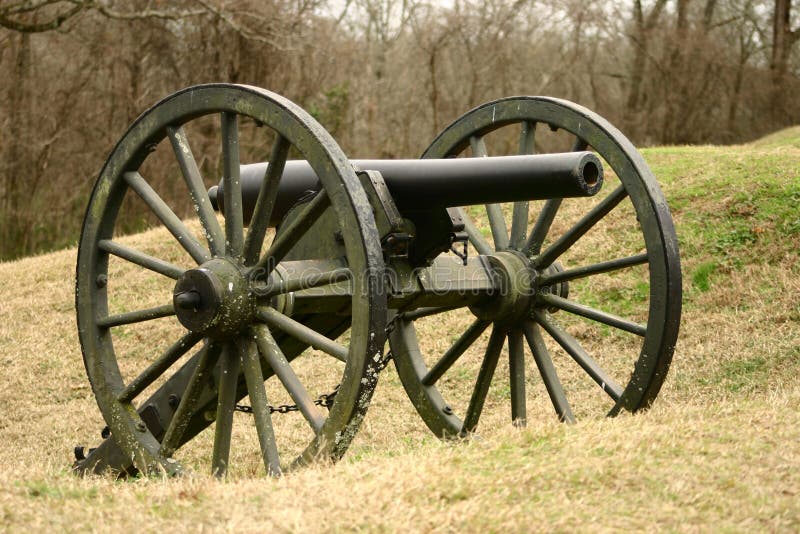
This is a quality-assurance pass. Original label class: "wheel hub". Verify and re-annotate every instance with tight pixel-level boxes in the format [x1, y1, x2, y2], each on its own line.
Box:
[470, 253, 571, 324]
[470, 251, 534, 324]
[535, 261, 569, 313]
[173, 257, 255, 336]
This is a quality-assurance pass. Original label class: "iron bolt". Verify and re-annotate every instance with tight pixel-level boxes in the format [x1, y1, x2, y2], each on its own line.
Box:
[135, 421, 147, 432]
[443, 405, 453, 415]
[175, 290, 201, 310]
[168, 394, 180, 409]
[96, 274, 107, 288]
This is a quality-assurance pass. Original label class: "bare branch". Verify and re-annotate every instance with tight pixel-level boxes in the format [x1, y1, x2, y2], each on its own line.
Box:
[790, 28, 800, 47]
[92, 5, 207, 21]
[335, 0, 354, 26]
[194, 0, 282, 46]
[0, 1, 83, 33]
[3, 0, 74, 16]
[0, 0, 207, 33]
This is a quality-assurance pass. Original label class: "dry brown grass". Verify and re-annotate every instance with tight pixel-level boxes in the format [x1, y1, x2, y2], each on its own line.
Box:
[0, 138, 799, 531]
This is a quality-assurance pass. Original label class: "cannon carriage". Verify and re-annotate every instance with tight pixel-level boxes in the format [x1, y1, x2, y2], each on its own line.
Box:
[74, 84, 681, 477]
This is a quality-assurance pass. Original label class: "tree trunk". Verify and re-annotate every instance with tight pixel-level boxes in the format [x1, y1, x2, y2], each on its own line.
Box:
[625, 0, 647, 117]
[770, 0, 799, 120]
[702, 0, 718, 30]
[727, 55, 746, 138]
[4, 33, 32, 258]
[625, 0, 668, 137]
[428, 44, 440, 139]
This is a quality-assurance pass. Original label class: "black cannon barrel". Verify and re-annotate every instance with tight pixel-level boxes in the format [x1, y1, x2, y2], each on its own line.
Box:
[210, 152, 602, 226]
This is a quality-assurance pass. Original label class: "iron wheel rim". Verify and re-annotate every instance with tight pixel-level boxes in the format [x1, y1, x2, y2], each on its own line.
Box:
[390, 96, 681, 437]
[76, 84, 386, 476]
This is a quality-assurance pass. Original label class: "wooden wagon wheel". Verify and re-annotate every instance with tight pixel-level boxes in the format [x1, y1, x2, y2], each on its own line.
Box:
[76, 84, 386, 477]
[389, 97, 681, 436]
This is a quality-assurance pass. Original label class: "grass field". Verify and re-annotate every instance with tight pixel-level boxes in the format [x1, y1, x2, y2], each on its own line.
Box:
[0, 129, 798, 532]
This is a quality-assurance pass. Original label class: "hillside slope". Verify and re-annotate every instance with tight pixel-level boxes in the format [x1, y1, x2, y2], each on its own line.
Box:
[0, 136, 798, 531]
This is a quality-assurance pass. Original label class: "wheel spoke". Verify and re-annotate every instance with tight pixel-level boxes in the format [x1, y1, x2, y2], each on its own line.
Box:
[523, 136, 590, 256]
[538, 253, 649, 286]
[525, 198, 562, 256]
[462, 326, 507, 433]
[469, 135, 487, 158]
[166, 126, 225, 257]
[519, 120, 537, 154]
[260, 267, 351, 298]
[253, 325, 325, 433]
[486, 204, 509, 250]
[469, 135, 508, 250]
[253, 189, 330, 275]
[212, 343, 241, 477]
[535, 185, 628, 269]
[97, 303, 174, 328]
[538, 293, 647, 337]
[508, 329, 526, 426]
[256, 306, 348, 362]
[221, 112, 244, 257]
[522, 320, 575, 423]
[98, 240, 185, 280]
[118, 331, 204, 403]
[509, 121, 536, 250]
[534, 311, 623, 402]
[461, 210, 494, 256]
[123, 171, 210, 264]
[239, 337, 282, 476]
[421, 318, 491, 386]
[244, 134, 290, 265]
[160, 341, 222, 457]
[509, 202, 529, 251]
[572, 137, 589, 151]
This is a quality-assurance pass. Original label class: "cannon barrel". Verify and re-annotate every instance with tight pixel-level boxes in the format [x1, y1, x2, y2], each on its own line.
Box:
[209, 151, 603, 226]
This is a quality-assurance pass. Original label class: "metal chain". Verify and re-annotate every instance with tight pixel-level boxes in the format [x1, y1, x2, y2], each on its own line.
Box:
[235, 314, 399, 416]
[235, 384, 340, 415]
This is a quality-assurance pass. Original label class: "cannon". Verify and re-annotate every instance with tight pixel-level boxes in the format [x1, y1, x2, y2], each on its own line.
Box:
[74, 84, 681, 478]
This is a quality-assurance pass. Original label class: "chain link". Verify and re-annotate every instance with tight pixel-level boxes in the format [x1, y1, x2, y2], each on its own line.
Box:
[235, 384, 340, 415]
[235, 314, 400, 416]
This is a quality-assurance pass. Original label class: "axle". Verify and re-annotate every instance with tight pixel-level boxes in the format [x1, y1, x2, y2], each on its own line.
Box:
[209, 152, 603, 225]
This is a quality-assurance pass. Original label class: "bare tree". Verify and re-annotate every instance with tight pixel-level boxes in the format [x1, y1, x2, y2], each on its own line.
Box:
[0, 1, 84, 33]
[770, 0, 800, 116]
[1, 0, 799, 259]
[410, 5, 458, 137]
[625, 0, 668, 136]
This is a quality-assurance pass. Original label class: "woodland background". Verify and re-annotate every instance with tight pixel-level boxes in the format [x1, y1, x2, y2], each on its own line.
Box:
[1, 0, 798, 260]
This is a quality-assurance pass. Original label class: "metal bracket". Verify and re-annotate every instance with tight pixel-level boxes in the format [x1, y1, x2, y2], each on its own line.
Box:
[450, 240, 468, 265]
[356, 169, 415, 259]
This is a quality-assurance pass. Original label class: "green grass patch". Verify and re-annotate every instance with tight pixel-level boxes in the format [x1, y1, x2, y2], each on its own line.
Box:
[1, 135, 799, 532]
[717, 356, 768, 393]
[644, 145, 800, 272]
[24, 480, 99, 501]
[749, 126, 800, 149]
[691, 261, 718, 292]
